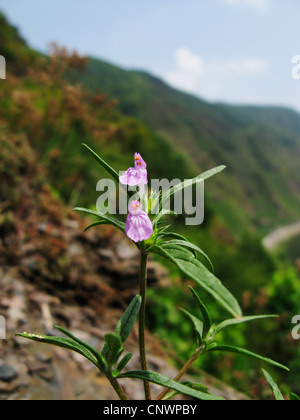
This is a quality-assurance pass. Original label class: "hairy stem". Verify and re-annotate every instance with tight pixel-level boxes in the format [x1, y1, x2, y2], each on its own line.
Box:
[156, 346, 205, 400]
[139, 251, 151, 400]
[107, 374, 128, 400]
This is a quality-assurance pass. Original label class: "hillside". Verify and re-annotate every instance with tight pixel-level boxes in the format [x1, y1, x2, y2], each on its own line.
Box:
[1, 12, 299, 398]
[77, 58, 300, 235]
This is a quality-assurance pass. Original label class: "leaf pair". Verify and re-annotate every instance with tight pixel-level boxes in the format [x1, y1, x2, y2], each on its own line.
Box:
[179, 287, 289, 372]
[101, 295, 142, 371]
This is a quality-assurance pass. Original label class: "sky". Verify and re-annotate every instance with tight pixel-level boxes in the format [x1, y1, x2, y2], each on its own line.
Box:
[1, 0, 300, 111]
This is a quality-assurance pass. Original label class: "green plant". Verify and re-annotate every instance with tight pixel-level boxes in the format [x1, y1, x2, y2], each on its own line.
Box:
[17, 145, 289, 400]
[262, 369, 300, 401]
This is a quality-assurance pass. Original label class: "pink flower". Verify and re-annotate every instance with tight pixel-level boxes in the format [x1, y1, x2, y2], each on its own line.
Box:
[119, 153, 148, 186]
[125, 201, 153, 242]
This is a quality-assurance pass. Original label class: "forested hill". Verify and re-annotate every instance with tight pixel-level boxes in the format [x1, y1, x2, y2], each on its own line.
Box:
[1, 10, 300, 236]
[77, 57, 300, 235]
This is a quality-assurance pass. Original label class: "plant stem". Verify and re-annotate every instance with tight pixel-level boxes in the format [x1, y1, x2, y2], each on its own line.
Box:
[139, 251, 151, 400]
[156, 346, 205, 400]
[107, 374, 128, 400]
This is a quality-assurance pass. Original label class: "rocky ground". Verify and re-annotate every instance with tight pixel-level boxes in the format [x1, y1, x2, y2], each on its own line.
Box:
[0, 211, 171, 400]
[0, 222, 248, 400]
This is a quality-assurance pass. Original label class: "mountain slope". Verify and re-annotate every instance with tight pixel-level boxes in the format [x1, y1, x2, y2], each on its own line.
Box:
[77, 58, 300, 235]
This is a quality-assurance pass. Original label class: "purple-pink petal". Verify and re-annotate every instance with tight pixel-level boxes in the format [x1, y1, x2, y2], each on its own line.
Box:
[134, 153, 147, 170]
[119, 167, 148, 186]
[119, 153, 148, 186]
[125, 203, 153, 242]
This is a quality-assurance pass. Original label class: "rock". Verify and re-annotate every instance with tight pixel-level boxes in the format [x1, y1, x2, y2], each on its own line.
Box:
[38, 368, 55, 382]
[35, 351, 53, 364]
[0, 364, 18, 382]
[26, 358, 49, 374]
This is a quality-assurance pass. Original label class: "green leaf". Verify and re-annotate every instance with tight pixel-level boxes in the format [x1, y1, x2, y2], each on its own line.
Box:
[54, 325, 106, 371]
[188, 286, 212, 337]
[213, 315, 278, 337]
[290, 393, 300, 401]
[262, 369, 285, 400]
[152, 244, 242, 318]
[207, 345, 289, 371]
[104, 333, 124, 366]
[84, 221, 109, 232]
[73, 207, 126, 233]
[16, 332, 99, 368]
[154, 165, 226, 225]
[163, 240, 214, 271]
[115, 295, 142, 343]
[180, 308, 203, 346]
[101, 295, 141, 367]
[82, 144, 120, 183]
[117, 370, 224, 400]
[162, 382, 209, 400]
[115, 353, 133, 374]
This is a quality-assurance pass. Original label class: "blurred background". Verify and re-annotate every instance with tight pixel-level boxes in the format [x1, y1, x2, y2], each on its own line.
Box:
[0, 0, 300, 400]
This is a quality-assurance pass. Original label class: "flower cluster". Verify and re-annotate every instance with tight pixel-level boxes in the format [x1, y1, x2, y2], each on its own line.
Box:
[120, 153, 153, 242]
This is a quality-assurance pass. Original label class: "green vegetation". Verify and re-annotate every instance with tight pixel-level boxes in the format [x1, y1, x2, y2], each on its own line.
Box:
[1, 11, 300, 398]
[76, 57, 300, 236]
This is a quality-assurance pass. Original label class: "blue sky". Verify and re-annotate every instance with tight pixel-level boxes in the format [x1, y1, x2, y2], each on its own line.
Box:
[1, 0, 300, 111]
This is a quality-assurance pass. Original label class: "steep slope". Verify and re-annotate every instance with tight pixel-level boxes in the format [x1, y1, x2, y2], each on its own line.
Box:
[77, 59, 300, 234]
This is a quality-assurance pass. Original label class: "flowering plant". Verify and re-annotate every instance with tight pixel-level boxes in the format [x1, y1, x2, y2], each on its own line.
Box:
[17, 145, 289, 400]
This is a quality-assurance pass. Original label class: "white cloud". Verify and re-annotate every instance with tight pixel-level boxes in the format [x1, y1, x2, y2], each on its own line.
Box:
[163, 48, 269, 99]
[164, 48, 205, 91]
[222, 0, 269, 12]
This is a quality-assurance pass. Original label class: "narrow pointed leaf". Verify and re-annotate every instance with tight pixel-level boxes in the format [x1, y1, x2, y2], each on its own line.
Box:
[157, 231, 189, 241]
[180, 308, 203, 346]
[154, 165, 226, 224]
[163, 240, 214, 271]
[82, 144, 120, 183]
[101, 295, 141, 364]
[115, 353, 133, 374]
[104, 333, 124, 366]
[262, 369, 285, 400]
[207, 345, 289, 371]
[16, 333, 98, 367]
[115, 295, 142, 343]
[152, 244, 242, 317]
[84, 221, 109, 232]
[188, 286, 212, 336]
[117, 370, 224, 400]
[54, 325, 106, 371]
[162, 382, 210, 400]
[73, 207, 126, 233]
[214, 315, 278, 337]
